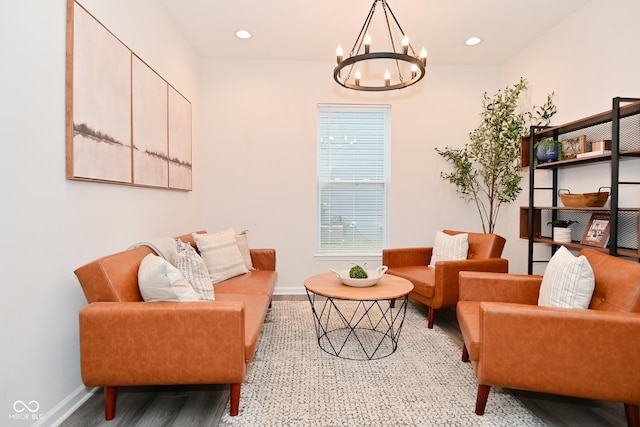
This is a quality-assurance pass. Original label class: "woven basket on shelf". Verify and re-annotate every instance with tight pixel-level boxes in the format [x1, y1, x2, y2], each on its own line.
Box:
[558, 187, 610, 207]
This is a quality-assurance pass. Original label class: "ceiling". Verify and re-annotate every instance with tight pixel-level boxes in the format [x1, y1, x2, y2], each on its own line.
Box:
[159, 0, 591, 65]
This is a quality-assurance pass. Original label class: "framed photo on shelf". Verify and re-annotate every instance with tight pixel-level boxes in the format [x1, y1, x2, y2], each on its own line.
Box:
[580, 212, 611, 248]
[560, 135, 587, 160]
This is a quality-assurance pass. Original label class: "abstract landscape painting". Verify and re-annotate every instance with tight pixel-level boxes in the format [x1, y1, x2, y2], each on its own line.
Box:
[168, 87, 192, 191]
[66, 0, 192, 190]
[69, 3, 131, 183]
[132, 56, 169, 188]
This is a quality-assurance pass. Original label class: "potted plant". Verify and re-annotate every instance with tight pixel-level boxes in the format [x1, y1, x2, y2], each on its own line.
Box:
[534, 138, 561, 165]
[436, 77, 557, 233]
[548, 219, 578, 243]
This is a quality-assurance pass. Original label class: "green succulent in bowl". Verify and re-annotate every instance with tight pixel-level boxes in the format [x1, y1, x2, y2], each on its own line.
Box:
[349, 265, 368, 279]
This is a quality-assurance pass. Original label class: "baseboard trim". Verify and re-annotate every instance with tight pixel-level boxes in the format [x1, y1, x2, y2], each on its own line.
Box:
[33, 385, 97, 427]
[273, 287, 306, 296]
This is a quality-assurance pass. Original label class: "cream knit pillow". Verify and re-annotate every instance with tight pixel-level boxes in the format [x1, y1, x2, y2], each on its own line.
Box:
[193, 228, 249, 284]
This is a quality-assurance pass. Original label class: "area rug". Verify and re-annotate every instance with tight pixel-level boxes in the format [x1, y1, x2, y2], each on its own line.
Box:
[219, 300, 545, 427]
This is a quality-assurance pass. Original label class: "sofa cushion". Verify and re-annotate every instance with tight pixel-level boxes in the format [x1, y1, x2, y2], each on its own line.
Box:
[193, 228, 249, 284]
[456, 300, 481, 361]
[138, 254, 200, 302]
[173, 239, 214, 301]
[429, 231, 469, 267]
[214, 270, 278, 297]
[538, 246, 595, 309]
[386, 266, 435, 298]
[214, 293, 271, 362]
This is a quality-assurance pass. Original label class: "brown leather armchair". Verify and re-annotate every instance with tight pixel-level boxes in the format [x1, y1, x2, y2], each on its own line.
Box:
[457, 248, 640, 427]
[382, 230, 508, 328]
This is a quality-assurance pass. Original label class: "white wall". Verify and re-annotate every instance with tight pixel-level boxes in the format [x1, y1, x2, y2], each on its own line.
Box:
[1, 0, 201, 423]
[199, 59, 498, 293]
[199, 0, 640, 290]
[499, 0, 640, 274]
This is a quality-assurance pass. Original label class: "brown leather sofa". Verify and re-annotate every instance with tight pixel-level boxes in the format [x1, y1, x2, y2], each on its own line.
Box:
[382, 230, 508, 328]
[457, 248, 640, 427]
[73, 231, 277, 420]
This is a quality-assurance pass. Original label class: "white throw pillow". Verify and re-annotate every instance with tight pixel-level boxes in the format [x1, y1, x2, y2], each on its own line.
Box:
[193, 228, 249, 284]
[138, 253, 200, 302]
[236, 230, 254, 270]
[173, 239, 214, 301]
[538, 246, 595, 309]
[429, 231, 469, 268]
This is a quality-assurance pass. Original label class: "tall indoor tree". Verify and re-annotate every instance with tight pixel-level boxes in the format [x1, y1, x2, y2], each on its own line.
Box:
[436, 77, 557, 233]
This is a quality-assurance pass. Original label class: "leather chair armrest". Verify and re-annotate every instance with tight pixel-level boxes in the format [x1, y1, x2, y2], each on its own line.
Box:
[382, 247, 432, 268]
[433, 258, 509, 307]
[459, 271, 541, 305]
[79, 301, 247, 386]
[477, 302, 640, 403]
[250, 249, 276, 270]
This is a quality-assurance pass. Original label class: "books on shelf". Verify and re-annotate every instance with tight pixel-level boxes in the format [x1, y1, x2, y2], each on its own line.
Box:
[580, 212, 611, 248]
[576, 149, 611, 159]
[592, 140, 611, 151]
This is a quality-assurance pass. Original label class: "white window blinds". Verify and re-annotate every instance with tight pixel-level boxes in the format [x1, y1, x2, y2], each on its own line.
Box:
[317, 104, 389, 254]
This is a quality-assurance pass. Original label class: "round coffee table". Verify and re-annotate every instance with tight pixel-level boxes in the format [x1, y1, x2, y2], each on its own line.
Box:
[304, 273, 413, 360]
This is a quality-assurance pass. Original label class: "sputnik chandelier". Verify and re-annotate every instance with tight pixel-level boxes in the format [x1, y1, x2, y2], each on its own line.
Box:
[334, 0, 427, 91]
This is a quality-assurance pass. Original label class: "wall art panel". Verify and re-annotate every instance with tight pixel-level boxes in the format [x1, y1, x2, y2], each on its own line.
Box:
[66, 0, 191, 190]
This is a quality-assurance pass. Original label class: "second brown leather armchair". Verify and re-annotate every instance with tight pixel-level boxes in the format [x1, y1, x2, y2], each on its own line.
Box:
[456, 248, 640, 427]
[382, 230, 508, 328]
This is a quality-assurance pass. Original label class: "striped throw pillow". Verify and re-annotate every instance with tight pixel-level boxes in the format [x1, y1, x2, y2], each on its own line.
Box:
[193, 228, 249, 284]
[173, 238, 214, 300]
[429, 231, 469, 268]
[538, 246, 595, 309]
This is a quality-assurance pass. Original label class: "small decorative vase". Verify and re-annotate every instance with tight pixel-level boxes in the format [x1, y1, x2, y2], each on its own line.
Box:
[553, 227, 572, 243]
[537, 144, 559, 164]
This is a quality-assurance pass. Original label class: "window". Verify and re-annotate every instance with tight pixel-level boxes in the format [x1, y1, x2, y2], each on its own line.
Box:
[317, 104, 390, 254]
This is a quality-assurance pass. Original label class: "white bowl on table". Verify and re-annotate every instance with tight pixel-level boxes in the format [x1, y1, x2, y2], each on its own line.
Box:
[329, 266, 388, 288]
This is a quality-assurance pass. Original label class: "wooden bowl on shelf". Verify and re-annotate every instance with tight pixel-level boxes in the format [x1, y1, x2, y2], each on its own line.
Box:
[559, 187, 610, 207]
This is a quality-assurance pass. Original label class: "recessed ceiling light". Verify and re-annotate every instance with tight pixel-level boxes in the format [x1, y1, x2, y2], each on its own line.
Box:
[235, 30, 252, 40]
[465, 36, 482, 46]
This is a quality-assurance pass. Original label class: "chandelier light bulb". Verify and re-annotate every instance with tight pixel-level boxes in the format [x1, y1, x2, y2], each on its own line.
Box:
[402, 35, 409, 55]
[336, 45, 343, 64]
[384, 70, 390, 87]
[355, 69, 361, 86]
[411, 64, 418, 79]
[364, 33, 371, 54]
[420, 47, 428, 66]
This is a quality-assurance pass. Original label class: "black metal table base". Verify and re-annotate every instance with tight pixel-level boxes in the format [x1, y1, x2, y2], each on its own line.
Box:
[306, 292, 409, 360]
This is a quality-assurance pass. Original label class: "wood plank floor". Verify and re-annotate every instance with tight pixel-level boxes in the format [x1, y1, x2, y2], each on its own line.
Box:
[60, 296, 628, 427]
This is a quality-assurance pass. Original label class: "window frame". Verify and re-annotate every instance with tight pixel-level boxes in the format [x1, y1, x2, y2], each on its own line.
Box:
[315, 103, 390, 257]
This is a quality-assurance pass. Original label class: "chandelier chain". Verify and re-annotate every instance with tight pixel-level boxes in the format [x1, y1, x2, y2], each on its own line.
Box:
[349, 1, 376, 57]
[380, 1, 404, 83]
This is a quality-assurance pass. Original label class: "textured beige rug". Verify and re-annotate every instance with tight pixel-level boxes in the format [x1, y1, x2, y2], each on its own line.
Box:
[219, 299, 545, 426]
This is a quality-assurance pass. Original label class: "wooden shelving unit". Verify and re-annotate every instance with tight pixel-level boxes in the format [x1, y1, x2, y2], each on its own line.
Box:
[521, 97, 640, 273]
[519, 206, 640, 259]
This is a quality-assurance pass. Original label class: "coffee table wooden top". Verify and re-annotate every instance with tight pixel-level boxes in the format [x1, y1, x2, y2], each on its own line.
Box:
[304, 273, 413, 301]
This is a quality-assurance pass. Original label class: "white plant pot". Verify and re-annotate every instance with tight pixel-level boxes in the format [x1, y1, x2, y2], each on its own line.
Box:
[553, 227, 572, 243]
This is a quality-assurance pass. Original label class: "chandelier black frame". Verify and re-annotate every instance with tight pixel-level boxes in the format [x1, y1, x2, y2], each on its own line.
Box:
[333, 0, 426, 91]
